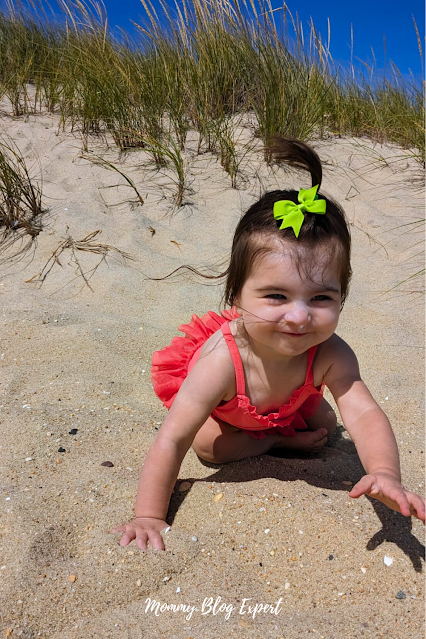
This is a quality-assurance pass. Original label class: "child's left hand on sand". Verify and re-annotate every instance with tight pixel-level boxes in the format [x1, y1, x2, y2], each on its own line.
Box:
[349, 472, 425, 523]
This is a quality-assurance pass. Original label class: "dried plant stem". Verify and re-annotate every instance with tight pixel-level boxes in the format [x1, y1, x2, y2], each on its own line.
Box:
[26, 229, 134, 289]
[82, 153, 144, 205]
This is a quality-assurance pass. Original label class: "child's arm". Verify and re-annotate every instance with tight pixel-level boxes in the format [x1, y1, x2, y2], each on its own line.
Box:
[323, 335, 425, 523]
[111, 342, 235, 550]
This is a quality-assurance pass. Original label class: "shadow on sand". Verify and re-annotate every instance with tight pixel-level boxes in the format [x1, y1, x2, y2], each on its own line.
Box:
[167, 424, 425, 572]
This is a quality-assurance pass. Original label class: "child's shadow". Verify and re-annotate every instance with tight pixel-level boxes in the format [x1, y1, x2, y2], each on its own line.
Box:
[364, 499, 425, 572]
[168, 424, 424, 572]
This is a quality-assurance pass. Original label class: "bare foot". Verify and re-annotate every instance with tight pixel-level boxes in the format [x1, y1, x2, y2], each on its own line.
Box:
[272, 428, 328, 453]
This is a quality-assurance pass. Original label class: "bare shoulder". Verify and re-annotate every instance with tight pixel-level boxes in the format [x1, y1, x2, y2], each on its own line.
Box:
[314, 334, 361, 387]
[199, 326, 230, 357]
[191, 326, 236, 400]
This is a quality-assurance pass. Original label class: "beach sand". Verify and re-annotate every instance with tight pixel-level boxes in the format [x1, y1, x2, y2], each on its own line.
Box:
[0, 107, 424, 638]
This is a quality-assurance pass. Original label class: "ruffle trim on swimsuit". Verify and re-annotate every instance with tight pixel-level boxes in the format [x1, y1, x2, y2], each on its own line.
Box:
[219, 384, 321, 430]
[151, 308, 241, 409]
[212, 370, 323, 438]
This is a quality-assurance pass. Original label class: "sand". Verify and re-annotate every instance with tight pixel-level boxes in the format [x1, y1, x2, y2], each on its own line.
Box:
[0, 105, 424, 638]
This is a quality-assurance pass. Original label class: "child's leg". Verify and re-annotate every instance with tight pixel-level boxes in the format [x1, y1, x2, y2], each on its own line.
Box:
[304, 397, 337, 438]
[192, 398, 336, 464]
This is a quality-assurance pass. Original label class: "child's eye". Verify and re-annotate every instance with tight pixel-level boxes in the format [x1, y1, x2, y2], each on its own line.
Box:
[312, 295, 331, 301]
[266, 294, 286, 300]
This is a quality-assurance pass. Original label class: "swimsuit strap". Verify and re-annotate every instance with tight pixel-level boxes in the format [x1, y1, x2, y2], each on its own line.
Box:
[221, 321, 318, 393]
[304, 345, 318, 385]
[221, 322, 246, 396]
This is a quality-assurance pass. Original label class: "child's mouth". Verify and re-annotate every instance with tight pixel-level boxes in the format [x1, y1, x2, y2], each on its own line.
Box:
[282, 332, 307, 337]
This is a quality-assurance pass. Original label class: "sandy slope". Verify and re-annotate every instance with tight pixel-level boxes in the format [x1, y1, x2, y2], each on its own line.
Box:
[0, 107, 424, 638]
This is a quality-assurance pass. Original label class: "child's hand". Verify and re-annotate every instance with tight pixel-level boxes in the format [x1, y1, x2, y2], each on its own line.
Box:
[111, 517, 169, 550]
[349, 472, 425, 524]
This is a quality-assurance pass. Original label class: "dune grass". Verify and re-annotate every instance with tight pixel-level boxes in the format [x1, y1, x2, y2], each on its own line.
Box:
[0, 0, 422, 288]
[0, 0, 422, 167]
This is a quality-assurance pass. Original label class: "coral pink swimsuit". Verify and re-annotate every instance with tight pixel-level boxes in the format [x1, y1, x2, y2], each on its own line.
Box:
[151, 309, 324, 440]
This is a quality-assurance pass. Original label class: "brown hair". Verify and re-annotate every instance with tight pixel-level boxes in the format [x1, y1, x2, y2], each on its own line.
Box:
[224, 137, 352, 308]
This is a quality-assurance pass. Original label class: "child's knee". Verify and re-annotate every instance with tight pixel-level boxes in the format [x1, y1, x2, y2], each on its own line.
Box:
[305, 399, 337, 437]
[192, 417, 223, 463]
[192, 416, 241, 463]
[192, 437, 215, 463]
[324, 407, 337, 434]
[192, 433, 237, 464]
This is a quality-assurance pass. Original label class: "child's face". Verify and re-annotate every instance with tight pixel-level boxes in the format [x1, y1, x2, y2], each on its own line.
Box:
[235, 242, 342, 358]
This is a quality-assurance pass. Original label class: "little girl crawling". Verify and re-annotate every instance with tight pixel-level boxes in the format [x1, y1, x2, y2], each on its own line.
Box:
[112, 137, 425, 550]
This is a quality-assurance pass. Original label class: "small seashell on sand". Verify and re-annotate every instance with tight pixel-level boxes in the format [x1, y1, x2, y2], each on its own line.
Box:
[179, 482, 192, 492]
[101, 461, 114, 467]
[191, 536, 198, 542]
[361, 566, 367, 573]
[68, 575, 76, 583]
[384, 555, 393, 566]
[136, 579, 142, 587]
[213, 493, 223, 502]
[164, 527, 171, 533]
[342, 481, 352, 486]
[285, 582, 290, 589]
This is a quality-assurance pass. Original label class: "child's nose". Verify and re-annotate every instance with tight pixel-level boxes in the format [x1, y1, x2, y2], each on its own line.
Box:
[284, 303, 310, 326]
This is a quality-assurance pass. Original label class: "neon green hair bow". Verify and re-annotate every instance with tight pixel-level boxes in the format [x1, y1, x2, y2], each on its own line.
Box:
[273, 185, 326, 238]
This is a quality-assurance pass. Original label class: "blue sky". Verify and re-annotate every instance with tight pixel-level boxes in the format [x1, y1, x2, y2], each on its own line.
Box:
[100, 0, 425, 85]
[2, 0, 424, 85]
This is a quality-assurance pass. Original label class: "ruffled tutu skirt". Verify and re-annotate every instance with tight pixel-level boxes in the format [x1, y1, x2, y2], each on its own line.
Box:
[151, 309, 240, 409]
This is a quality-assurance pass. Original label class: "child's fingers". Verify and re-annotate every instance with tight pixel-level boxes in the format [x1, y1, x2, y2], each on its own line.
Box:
[407, 493, 426, 523]
[349, 475, 374, 498]
[111, 525, 126, 534]
[149, 531, 166, 551]
[119, 530, 137, 546]
[111, 525, 138, 546]
[348, 476, 425, 523]
[135, 531, 149, 550]
[391, 490, 411, 517]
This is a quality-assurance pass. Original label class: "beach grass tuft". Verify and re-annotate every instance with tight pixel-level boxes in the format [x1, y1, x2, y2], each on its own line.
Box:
[0, 134, 46, 260]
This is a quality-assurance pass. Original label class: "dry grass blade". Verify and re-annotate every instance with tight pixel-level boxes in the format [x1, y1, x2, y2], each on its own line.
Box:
[27, 229, 135, 290]
[82, 152, 144, 205]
